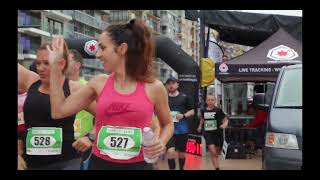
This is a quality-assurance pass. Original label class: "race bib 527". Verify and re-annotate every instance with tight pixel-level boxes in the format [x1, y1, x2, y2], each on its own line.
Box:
[97, 126, 142, 160]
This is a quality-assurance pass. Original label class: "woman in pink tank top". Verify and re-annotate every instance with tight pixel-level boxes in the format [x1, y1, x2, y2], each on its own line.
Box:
[48, 19, 174, 170]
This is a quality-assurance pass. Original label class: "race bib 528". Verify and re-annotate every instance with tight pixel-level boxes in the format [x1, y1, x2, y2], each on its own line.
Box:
[26, 127, 62, 155]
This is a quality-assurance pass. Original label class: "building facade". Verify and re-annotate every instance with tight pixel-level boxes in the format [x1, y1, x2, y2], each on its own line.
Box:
[64, 10, 110, 80]
[18, 10, 110, 81]
[18, 10, 201, 83]
[178, 18, 200, 65]
[18, 10, 72, 68]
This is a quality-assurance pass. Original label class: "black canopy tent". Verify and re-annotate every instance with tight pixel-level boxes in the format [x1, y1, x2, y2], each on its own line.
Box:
[65, 35, 200, 118]
[185, 10, 302, 47]
[215, 28, 302, 83]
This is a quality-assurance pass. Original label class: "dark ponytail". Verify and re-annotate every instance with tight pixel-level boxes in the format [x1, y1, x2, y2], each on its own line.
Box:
[105, 19, 155, 83]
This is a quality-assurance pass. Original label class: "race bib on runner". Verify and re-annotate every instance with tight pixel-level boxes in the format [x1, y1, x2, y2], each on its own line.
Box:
[204, 120, 217, 131]
[26, 127, 62, 155]
[97, 126, 142, 160]
[171, 111, 180, 123]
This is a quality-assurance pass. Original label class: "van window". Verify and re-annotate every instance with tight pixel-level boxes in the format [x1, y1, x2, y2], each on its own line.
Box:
[265, 82, 275, 105]
[275, 68, 302, 107]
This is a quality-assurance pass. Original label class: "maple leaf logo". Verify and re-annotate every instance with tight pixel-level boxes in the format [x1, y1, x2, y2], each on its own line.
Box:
[277, 50, 288, 56]
[89, 44, 96, 52]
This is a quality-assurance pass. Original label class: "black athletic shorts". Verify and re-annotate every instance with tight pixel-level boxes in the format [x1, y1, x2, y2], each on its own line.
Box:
[166, 134, 188, 152]
[88, 154, 153, 170]
[27, 158, 81, 170]
[204, 131, 223, 148]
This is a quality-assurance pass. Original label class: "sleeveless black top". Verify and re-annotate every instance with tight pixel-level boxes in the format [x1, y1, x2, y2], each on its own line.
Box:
[22, 79, 78, 168]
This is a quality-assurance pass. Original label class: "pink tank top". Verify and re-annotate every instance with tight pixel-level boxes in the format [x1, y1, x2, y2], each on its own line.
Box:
[93, 73, 154, 163]
[18, 92, 27, 113]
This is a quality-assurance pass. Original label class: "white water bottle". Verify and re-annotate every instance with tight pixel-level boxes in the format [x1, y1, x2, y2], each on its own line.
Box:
[142, 127, 158, 163]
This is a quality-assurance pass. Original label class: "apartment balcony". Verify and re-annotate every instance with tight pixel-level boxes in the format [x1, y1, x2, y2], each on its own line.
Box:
[43, 10, 72, 21]
[62, 22, 75, 38]
[149, 10, 161, 18]
[74, 31, 95, 39]
[101, 21, 110, 30]
[82, 59, 104, 72]
[29, 10, 43, 13]
[44, 26, 62, 37]
[73, 10, 101, 30]
[18, 43, 24, 60]
[168, 10, 179, 16]
[23, 54, 37, 60]
[18, 14, 40, 27]
[82, 59, 103, 70]
[101, 10, 110, 14]
[22, 48, 37, 60]
[82, 64, 103, 70]
[147, 12, 161, 21]
[18, 14, 51, 38]
[160, 18, 169, 27]
[18, 27, 50, 37]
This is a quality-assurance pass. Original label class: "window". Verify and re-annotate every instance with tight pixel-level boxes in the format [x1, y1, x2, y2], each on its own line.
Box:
[275, 68, 302, 107]
[54, 21, 63, 34]
[20, 35, 40, 54]
[153, 10, 159, 17]
[18, 11, 41, 27]
[110, 12, 113, 21]
[118, 11, 122, 21]
[20, 35, 29, 53]
[113, 11, 119, 21]
[95, 31, 100, 38]
[124, 11, 129, 20]
[121, 11, 127, 21]
[265, 83, 275, 105]
[47, 18, 63, 35]
[18, 11, 28, 26]
[222, 83, 251, 116]
[117, 11, 120, 21]
[153, 21, 158, 32]
[84, 10, 94, 16]
[123, 11, 127, 21]
[84, 29, 90, 36]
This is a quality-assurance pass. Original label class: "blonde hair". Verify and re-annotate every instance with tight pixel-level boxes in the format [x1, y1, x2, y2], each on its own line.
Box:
[206, 93, 216, 100]
[37, 41, 70, 74]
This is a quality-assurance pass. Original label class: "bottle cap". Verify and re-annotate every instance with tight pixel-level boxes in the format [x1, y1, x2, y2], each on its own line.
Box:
[143, 127, 151, 133]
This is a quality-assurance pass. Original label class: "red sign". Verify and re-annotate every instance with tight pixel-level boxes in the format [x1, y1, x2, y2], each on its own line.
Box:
[185, 135, 202, 156]
[84, 40, 98, 56]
